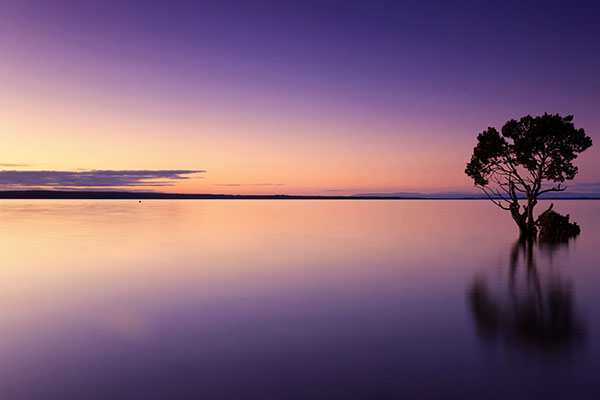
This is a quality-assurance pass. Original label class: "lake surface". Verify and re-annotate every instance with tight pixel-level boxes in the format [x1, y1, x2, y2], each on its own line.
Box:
[0, 200, 599, 399]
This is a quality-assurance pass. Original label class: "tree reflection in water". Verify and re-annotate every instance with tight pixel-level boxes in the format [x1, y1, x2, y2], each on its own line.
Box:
[468, 239, 585, 355]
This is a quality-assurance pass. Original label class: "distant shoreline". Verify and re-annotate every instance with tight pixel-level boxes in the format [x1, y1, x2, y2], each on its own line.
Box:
[0, 190, 598, 200]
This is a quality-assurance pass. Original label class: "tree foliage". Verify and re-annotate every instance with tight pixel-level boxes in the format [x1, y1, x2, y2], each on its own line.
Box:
[465, 113, 592, 237]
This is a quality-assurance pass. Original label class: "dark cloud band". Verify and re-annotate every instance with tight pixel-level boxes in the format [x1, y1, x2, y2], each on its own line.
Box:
[213, 183, 284, 187]
[0, 163, 32, 167]
[573, 182, 600, 188]
[0, 170, 204, 188]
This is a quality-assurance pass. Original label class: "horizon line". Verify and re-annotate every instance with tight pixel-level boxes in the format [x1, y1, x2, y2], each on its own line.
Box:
[1, 189, 599, 200]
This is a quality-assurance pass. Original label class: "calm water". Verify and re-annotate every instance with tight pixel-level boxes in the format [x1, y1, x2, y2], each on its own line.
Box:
[0, 200, 599, 399]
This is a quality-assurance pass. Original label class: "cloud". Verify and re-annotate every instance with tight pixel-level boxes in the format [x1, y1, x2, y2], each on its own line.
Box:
[0, 170, 204, 189]
[52, 187, 159, 192]
[572, 182, 600, 189]
[213, 183, 285, 187]
[541, 181, 600, 193]
[0, 163, 32, 167]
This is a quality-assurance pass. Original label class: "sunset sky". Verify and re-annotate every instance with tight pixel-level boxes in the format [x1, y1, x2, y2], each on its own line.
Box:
[1, 0, 598, 194]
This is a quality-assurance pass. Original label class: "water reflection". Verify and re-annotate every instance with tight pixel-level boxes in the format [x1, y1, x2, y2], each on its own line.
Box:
[468, 239, 586, 355]
[0, 200, 598, 398]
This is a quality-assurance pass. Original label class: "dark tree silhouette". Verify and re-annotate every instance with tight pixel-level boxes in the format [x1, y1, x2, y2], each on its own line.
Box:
[465, 113, 592, 239]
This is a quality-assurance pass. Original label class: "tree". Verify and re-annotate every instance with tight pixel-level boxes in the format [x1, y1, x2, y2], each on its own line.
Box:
[465, 113, 592, 239]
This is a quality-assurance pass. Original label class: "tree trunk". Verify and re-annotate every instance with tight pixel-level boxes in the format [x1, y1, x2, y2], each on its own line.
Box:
[525, 197, 538, 239]
[513, 197, 538, 240]
[511, 208, 529, 240]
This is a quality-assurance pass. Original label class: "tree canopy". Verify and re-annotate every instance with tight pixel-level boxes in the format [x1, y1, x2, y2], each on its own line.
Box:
[465, 113, 592, 238]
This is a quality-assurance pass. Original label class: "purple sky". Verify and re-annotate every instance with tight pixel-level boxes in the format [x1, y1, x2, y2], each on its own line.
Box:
[1, 0, 598, 194]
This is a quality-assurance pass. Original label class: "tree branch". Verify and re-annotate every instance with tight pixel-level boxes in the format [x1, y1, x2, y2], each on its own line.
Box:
[535, 203, 554, 224]
[479, 186, 511, 210]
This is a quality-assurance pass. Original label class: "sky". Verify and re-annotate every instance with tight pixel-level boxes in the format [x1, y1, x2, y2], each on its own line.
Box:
[1, 0, 599, 195]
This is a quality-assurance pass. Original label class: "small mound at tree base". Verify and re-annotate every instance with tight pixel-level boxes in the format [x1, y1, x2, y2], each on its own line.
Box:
[536, 209, 580, 243]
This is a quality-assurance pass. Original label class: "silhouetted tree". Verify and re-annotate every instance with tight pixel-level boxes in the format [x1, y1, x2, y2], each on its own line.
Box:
[465, 113, 592, 239]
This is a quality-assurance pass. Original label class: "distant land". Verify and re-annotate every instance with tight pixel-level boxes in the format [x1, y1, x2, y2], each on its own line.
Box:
[0, 190, 599, 200]
[353, 191, 600, 199]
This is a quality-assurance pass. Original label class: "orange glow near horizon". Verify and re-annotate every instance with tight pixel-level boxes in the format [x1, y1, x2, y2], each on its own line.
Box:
[0, 83, 480, 194]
